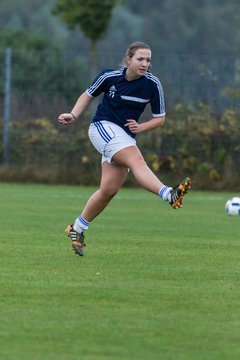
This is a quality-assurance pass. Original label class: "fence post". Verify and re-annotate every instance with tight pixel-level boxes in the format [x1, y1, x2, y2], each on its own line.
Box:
[3, 47, 12, 164]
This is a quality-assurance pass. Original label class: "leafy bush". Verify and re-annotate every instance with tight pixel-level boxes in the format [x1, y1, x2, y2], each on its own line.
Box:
[139, 102, 240, 190]
[0, 102, 240, 190]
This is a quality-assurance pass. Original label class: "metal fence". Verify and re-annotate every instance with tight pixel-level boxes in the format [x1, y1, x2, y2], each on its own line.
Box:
[0, 48, 240, 181]
[1, 48, 240, 120]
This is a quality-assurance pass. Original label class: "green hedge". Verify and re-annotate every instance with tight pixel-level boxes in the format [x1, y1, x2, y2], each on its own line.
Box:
[0, 102, 239, 190]
[139, 102, 240, 190]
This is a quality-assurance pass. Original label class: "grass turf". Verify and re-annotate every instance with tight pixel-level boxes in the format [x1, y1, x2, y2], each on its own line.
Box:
[0, 182, 240, 360]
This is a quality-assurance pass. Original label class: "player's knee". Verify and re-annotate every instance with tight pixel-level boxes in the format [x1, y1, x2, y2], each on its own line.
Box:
[130, 155, 146, 169]
[101, 186, 118, 200]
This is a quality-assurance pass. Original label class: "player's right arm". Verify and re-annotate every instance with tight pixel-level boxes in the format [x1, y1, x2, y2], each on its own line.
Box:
[58, 69, 110, 125]
[58, 91, 93, 125]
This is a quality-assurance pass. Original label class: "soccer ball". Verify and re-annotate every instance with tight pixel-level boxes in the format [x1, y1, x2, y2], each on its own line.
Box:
[225, 197, 240, 216]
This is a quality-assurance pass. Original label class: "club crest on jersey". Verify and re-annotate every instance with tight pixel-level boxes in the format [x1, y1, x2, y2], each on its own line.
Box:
[109, 85, 116, 98]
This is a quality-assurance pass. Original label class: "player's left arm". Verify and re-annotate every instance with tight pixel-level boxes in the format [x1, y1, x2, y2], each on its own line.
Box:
[139, 116, 165, 131]
[125, 116, 165, 134]
[125, 76, 166, 134]
[138, 76, 166, 132]
[125, 78, 166, 133]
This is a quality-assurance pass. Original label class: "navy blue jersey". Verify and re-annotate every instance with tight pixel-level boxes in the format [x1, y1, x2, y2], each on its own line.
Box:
[86, 67, 166, 138]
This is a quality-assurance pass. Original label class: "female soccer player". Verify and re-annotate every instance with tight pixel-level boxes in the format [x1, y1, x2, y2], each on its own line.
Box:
[58, 41, 191, 256]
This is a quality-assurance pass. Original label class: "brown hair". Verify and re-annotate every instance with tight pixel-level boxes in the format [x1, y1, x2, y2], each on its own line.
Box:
[125, 41, 151, 59]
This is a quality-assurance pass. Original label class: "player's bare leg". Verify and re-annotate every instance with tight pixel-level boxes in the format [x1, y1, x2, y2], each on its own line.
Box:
[65, 161, 128, 256]
[81, 161, 128, 221]
[113, 146, 164, 193]
[112, 146, 191, 208]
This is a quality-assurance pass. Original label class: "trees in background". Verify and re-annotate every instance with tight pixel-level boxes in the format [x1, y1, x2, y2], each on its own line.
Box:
[51, 0, 124, 76]
[0, 28, 59, 51]
[126, 0, 240, 55]
[134, 0, 240, 55]
[1, 0, 240, 56]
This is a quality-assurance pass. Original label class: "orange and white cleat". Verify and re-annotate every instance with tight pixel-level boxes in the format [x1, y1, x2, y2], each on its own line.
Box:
[65, 224, 86, 256]
[169, 177, 191, 209]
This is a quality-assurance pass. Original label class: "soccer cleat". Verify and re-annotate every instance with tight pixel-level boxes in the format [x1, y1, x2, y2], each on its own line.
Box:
[65, 224, 86, 256]
[169, 177, 191, 209]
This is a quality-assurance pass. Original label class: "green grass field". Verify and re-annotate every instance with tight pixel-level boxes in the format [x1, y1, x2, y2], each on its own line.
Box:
[0, 182, 240, 360]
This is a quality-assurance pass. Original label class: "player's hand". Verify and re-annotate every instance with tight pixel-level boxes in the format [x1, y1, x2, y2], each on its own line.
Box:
[124, 119, 141, 134]
[58, 113, 76, 125]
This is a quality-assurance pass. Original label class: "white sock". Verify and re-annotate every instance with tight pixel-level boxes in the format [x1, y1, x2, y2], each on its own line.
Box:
[158, 185, 172, 202]
[73, 215, 90, 233]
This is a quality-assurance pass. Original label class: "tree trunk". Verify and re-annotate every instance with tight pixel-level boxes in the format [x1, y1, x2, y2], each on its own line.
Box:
[90, 40, 97, 79]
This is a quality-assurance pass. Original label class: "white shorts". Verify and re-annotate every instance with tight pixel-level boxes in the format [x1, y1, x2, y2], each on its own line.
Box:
[88, 120, 136, 163]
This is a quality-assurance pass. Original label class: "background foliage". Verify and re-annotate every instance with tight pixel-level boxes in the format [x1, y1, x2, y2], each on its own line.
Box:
[1, 0, 240, 56]
[0, 0, 240, 190]
[0, 102, 239, 190]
